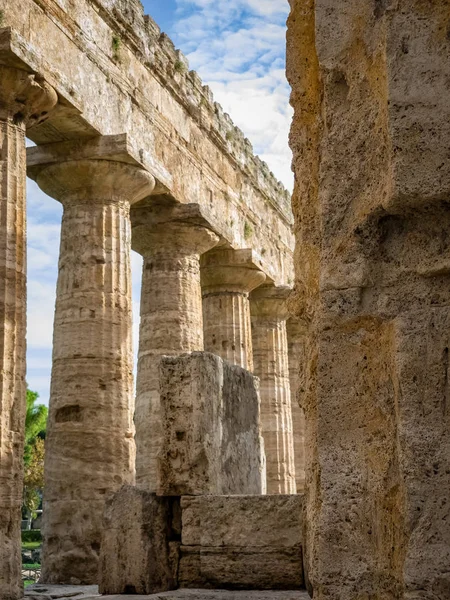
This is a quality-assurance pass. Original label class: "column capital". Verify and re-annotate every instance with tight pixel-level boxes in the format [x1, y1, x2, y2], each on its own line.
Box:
[0, 65, 57, 125]
[32, 159, 155, 206]
[201, 247, 266, 295]
[131, 201, 219, 257]
[250, 284, 292, 321]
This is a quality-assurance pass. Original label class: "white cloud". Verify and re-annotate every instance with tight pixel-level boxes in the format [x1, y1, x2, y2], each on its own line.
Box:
[171, 0, 293, 190]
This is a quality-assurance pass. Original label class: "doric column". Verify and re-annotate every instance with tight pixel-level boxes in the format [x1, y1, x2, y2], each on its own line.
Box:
[132, 202, 219, 492]
[29, 155, 154, 584]
[201, 248, 266, 370]
[0, 65, 56, 600]
[286, 317, 306, 493]
[250, 285, 296, 494]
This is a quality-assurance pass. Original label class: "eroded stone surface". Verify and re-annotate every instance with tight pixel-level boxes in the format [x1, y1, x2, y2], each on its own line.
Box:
[25, 584, 99, 600]
[287, 1, 450, 598]
[286, 318, 306, 493]
[158, 352, 264, 496]
[99, 486, 179, 595]
[179, 495, 304, 591]
[66, 590, 309, 600]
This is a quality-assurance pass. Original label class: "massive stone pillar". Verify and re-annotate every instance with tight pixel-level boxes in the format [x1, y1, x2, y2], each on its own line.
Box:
[250, 285, 296, 494]
[287, 1, 450, 598]
[286, 318, 306, 493]
[132, 201, 219, 492]
[28, 152, 154, 584]
[0, 65, 56, 600]
[201, 247, 266, 370]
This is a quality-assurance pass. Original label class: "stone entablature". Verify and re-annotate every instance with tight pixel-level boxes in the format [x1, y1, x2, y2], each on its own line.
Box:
[0, 0, 293, 285]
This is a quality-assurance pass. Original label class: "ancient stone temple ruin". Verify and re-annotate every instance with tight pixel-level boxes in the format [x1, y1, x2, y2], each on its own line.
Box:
[1, 0, 449, 598]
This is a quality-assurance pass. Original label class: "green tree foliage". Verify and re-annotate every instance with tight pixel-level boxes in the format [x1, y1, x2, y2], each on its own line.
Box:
[23, 388, 48, 521]
[24, 388, 47, 466]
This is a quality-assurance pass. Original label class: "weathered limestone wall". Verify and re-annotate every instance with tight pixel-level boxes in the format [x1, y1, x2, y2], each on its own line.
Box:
[157, 352, 265, 496]
[99, 489, 304, 595]
[0, 59, 56, 600]
[179, 495, 304, 590]
[287, 1, 450, 598]
[0, 0, 293, 285]
[99, 486, 180, 595]
[286, 318, 306, 493]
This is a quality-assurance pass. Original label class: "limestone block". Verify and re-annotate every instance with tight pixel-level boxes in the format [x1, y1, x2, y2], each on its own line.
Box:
[99, 486, 179, 595]
[179, 495, 304, 590]
[157, 352, 264, 496]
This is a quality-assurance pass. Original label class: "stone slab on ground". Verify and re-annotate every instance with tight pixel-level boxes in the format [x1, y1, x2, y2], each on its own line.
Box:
[25, 584, 99, 599]
[179, 495, 303, 590]
[86, 590, 309, 599]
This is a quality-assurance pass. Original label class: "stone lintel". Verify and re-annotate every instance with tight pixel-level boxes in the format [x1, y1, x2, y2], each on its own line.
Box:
[27, 133, 171, 194]
[131, 201, 220, 256]
[201, 247, 267, 294]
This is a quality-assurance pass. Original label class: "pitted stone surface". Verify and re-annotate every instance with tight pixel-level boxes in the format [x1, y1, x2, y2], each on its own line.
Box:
[287, 1, 450, 599]
[158, 352, 264, 496]
[25, 584, 99, 600]
[179, 495, 304, 591]
[84, 591, 308, 600]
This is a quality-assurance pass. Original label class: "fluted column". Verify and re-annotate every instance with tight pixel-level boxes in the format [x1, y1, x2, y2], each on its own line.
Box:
[0, 66, 56, 600]
[286, 317, 306, 493]
[250, 285, 296, 494]
[132, 202, 219, 491]
[32, 159, 154, 584]
[201, 248, 266, 370]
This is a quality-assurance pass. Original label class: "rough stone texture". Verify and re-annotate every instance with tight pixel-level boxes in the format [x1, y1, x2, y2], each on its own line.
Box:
[27, 150, 155, 585]
[99, 486, 179, 595]
[201, 248, 266, 371]
[286, 318, 306, 493]
[131, 202, 219, 492]
[287, 1, 450, 599]
[25, 584, 99, 600]
[158, 352, 264, 496]
[250, 285, 296, 495]
[44, 589, 309, 600]
[179, 495, 303, 590]
[0, 61, 56, 600]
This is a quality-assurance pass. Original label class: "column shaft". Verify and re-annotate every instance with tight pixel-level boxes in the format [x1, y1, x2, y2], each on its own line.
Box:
[251, 286, 296, 494]
[31, 159, 154, 584]
[132, 209, 219, 492]
[287, 318, 306, 493]
[0, 66, 56, 600]
[201, 248, 266, 370]
[0, 116, 27, 600]
[202, 292, 253, 368]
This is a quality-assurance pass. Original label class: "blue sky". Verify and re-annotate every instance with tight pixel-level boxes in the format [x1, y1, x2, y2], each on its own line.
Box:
[26, 0, 293, 405]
